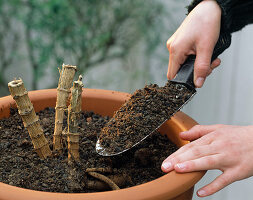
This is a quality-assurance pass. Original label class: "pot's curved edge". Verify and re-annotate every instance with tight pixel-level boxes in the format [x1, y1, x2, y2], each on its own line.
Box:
[0, 88, 131, 118]
[0, 88, 206, 200]
[0, 169, 205, 200]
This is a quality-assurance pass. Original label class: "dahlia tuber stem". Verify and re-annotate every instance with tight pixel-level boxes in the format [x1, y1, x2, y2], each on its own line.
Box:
[85, 167, 113, 173]
[87, 172, 120, 190]
[86, 174, 131, 191]
[53, 64, 77, 151]
[8, 79, 52, 159]
[67, 75, 83, 162]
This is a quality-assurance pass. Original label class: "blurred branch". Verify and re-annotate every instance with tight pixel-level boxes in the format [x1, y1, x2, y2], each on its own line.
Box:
[0, 0, 166, 93]
[0, 0, 20, 91]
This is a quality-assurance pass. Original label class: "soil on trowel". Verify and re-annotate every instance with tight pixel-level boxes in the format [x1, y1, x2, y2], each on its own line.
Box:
[98, 81, 194, 155]
[0, 107, 178, 193]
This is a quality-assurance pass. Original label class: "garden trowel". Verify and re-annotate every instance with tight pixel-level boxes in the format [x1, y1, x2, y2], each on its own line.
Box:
[96, 33, 231, 156]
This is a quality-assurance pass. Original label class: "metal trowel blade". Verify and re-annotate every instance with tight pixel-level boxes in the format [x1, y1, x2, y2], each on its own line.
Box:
[96, 82, 196, 156]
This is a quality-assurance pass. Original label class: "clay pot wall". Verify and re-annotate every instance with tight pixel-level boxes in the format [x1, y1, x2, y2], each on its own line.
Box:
[0, 89, 205, 200]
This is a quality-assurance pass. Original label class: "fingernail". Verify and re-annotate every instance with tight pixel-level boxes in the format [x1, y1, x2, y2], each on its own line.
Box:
[162, 161, 172, 170]
[176, 163, 186, 169]
[198, 189, 206, 196]
[195, 77, 205, 88]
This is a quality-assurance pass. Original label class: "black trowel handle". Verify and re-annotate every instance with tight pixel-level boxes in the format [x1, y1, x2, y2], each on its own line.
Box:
[171, 33, 232, 90]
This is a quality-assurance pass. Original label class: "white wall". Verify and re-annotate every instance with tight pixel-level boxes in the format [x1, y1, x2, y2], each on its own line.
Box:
[183, 25, 253, 126]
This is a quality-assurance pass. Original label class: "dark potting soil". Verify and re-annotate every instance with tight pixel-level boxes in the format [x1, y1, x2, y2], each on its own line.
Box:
[98, 81, 194, 155]
[0, 107, 178, 193]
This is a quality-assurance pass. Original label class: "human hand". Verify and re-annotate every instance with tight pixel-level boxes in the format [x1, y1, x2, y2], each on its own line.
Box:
[167, 0, 222, 88]
[161, 124, 253, 197]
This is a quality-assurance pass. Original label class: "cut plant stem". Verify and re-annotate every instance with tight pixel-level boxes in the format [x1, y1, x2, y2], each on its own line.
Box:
[53, 64, 77, 152]
[67, 75, 83, 162]
[87, 171, 120, 190]
[86, 174, 130, 191]
[8, 79, 52, 159]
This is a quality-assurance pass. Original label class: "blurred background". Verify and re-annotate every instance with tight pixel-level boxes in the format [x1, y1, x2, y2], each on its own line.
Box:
[1, 0, 253, 199]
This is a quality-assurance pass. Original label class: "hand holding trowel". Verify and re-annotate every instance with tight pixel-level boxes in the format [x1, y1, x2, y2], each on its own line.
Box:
[96, 33, 231, 156]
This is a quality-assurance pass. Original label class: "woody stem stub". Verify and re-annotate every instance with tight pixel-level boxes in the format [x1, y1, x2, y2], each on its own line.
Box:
[53, 64, 77, 152]
[68, 75, 83, 162]
[8, 79, 52, 159]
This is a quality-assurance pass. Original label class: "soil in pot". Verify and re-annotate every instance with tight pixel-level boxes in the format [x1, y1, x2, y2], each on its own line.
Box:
[0, 107, 178, 193]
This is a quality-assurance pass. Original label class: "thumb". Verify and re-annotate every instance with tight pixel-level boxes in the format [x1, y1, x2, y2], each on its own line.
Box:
[194, 46, 213, 88]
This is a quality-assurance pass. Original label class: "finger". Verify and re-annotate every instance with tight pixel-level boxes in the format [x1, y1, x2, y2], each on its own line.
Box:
[167, 41, 188, 80]
[174, 154, 222, 173]
[164, 144, 217, 172]
[167, 53, 187, 80]
[203, 58, 221, 76]
[197, 171, 235, 197]
[161, 135, 215, 172]
[167, 54, 180, 80]
[172, 145, 217, 168]
[194, 45, 213, 88]
[166, 132, 214, 160]
[180, 124, 224, 141]
[210, 58, 221, 70]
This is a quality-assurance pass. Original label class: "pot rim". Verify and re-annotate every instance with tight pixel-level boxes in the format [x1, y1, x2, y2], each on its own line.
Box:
[0, 88, 206, 200]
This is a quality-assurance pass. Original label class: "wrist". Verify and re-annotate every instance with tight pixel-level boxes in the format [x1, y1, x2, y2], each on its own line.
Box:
[201, 0, 221, 14]
[188, 0, 232, 33]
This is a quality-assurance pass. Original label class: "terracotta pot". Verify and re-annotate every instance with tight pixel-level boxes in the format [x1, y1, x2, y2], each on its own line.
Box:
[0, 88, 205, 200]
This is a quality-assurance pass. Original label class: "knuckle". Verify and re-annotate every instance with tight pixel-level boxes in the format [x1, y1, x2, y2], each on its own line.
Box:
[200, 135, 213, 144]
[187, 160, 195, 169]
[236, 165, 249, 177]
[191, 125, 202, 132]
[206, 156, 216, 166]
[171, 156, 181, 165]
[219, 175, 231, 186]
[207, 132, 219, 142]
[166, 39, 171, 49]
[193, 124, 201, 129]
[169, 43, 178, 55]
[222, 139, 236, 151]
[192, 147, 201, 157]
[195, 63, 210, 74]
[182, 143, 193, 151]
[166, 35, 175, 50]
[212, 129, 221, 138]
